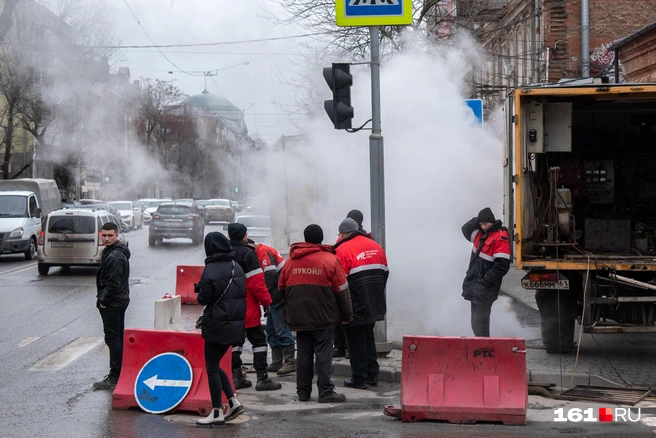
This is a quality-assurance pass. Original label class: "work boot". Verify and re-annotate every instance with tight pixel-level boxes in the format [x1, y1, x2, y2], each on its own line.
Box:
[343, 378, 367, 389]
[277, 345, 296, 375]
[255, 373, 282, 391]
[232, 368, 252, 390]
[196, 408, 225, 428]
[318, 391, 346, 403]
[267, 347, 283, 373]
[224, 395, 245, 422]
[93, 374, 118, 390]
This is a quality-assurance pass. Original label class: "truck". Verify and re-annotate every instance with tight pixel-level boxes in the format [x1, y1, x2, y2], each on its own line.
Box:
[0, 178, 62, 260]
[503, 82, 656, 353]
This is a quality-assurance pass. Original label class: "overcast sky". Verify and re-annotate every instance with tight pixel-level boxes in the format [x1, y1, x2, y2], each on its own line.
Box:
[107, 0, 314, 144]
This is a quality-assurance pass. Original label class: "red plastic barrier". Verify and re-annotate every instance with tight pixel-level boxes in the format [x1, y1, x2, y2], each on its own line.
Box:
[112, 329, 233, 415]
[175, 265, 204, 304]
[393, 336, 527, 425]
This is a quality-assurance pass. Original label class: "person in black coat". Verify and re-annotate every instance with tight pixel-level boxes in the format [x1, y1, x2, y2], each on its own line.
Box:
[195, 232, 247, 428]
[93, 222, 131, 391]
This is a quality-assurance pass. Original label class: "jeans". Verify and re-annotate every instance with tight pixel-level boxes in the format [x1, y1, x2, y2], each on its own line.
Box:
[232, 325, 269, 377]
[99, 307, 125, 379]
[204, 342, 234, 408]
[471, 302, 492, 337]
[266, 304, 295, 348]
[344, 322, 378, 384]
[296, 328, 335, 398]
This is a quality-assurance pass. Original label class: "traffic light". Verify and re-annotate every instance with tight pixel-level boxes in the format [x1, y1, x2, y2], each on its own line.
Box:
[323, 63, 353, 130]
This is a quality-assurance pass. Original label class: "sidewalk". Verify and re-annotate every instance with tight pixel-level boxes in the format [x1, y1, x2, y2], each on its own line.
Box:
[179, 274, 656, 391]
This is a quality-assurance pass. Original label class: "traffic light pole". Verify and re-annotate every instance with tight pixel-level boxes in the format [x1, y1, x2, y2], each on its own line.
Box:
[369, 26, 392, 355]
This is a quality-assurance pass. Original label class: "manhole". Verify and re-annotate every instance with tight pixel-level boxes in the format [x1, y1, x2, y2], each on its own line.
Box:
[555, 386, 651, 406]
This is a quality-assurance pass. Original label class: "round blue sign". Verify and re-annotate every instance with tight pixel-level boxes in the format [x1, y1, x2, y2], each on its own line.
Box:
[134, 352, 193, 414]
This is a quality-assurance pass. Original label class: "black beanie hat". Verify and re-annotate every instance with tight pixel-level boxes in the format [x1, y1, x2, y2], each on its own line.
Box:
[477, 207, 495, 223]
[304, 224, 324, 244]
[347, 209, 364, 226]
[228, 223, 247, 241]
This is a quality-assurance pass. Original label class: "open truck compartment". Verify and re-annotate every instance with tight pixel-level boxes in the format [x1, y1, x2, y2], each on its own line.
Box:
[509, 85, 656, 341]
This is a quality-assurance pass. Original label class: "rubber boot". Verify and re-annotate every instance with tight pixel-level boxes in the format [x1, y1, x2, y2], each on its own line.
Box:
[277, 345, 296, 375]
[232, 367, 252, 390]
[266, 347, 283, 373]
[255, 372, 282, 391]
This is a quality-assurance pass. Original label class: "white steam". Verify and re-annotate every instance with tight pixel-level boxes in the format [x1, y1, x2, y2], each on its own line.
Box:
[261, 34, 525, 340]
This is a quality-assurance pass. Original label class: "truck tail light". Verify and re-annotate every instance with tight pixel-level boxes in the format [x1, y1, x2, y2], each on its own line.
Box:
[38, 231, 44, 246]
[528, 272, 558, 282]
[98, 231, 104, 246]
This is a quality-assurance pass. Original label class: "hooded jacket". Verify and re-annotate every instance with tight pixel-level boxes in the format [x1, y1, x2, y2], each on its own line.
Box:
[278, 242, 353, 331]
[197, 232, 246, 346]
[254, 243, 286, 307]
[334, 233, 389, 327]
[229, 239, 272, 328]
[96, 242, 131, 310]
[461, 217, 511, 306]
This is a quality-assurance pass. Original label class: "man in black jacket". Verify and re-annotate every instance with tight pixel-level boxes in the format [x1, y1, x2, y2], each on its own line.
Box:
[93, 222, 131, 390]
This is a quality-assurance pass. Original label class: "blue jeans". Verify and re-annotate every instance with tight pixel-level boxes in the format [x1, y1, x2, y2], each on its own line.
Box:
[266, 304, 294, 348]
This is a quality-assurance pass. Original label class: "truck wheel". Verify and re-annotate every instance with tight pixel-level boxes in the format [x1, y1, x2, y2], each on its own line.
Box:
[38, 264, 50, 276]
[535, 289, 577, 354]
[149, 234, 157, 246]
[24, 237, 37, 260]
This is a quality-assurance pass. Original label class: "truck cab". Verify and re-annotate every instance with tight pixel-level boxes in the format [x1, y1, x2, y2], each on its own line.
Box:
[0, 191, 42, 259]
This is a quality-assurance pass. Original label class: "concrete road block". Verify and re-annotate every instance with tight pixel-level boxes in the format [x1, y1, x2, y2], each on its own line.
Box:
[154, 295, 184, 331]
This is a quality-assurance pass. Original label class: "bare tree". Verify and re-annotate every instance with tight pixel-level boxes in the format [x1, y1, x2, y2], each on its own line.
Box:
[136, 79, 186, 152]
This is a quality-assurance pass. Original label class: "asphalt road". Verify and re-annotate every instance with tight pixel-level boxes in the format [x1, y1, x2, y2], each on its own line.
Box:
[1, 224, 655, 438]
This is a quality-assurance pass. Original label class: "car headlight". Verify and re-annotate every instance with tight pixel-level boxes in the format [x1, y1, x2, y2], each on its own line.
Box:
[9, 227, 24, 238]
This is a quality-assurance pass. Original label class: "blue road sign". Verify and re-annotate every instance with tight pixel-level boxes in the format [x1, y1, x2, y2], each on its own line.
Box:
[464, 99, 484, 128]
[336, 0, 412, 26]
[134, 352, 193, 414]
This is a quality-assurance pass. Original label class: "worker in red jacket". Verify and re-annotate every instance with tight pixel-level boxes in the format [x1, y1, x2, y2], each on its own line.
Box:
[334, 217, 389, 390]
[228, 223, 281, 391]
[247, 239, 296, 375]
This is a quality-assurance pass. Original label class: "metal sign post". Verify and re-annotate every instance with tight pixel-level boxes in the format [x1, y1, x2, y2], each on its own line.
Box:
[369, 26, 392, 355]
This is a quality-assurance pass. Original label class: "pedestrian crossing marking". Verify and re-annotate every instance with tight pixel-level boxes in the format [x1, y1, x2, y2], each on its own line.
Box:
[30, 337, 103, 371]
[348, 0, 399, 5]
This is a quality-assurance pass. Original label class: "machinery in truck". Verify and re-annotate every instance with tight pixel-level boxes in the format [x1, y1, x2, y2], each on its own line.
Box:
[504, 83, 656, 353]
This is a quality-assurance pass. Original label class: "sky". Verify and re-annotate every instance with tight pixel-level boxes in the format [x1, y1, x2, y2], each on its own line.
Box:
[107, 0, 312, 144]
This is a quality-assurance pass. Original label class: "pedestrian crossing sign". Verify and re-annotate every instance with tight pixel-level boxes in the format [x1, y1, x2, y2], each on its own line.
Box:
[335, 0, 413, 27]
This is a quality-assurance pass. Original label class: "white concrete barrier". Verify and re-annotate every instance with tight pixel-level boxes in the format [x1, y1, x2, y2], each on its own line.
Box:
[154, 295, 184, 331]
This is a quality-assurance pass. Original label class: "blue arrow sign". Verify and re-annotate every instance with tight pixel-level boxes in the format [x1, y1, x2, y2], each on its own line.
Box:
[463, 99, 484, 128]
[134, 352, 193, 414]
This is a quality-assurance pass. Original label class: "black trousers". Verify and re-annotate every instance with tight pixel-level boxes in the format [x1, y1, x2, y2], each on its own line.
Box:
[99, 307, 126, 378]
[344, 322, 379, 385]
[296, 328, 335, 398]
[232, 325, 268, 377]
[471, 302, 492, 337]
[334, 323, 346, 351]
[204, 342, 234, 408]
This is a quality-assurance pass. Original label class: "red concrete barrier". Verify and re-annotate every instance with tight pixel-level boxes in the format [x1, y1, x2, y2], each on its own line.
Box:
[112, 329, 233, 415]
[175, 265, 204, 304]
[385, 336, 527, 425]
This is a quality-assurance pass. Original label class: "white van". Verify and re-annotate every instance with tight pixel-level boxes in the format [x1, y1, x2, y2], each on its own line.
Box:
[0, 190, 42, 260]
[37, 209, 127, 276]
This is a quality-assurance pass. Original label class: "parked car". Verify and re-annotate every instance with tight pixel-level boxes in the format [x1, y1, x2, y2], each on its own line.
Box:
[231, 200, 243, 212]
[225, 215, 271, 246]
[37, 208, 128, 275]
[109, 201, 143, 230]
[175, 198, 194, 204]
[76, 203, 128, 233]
[194, 199, 208, 208]
[149, 202, 205, 246]
[203, 198, 234, 223]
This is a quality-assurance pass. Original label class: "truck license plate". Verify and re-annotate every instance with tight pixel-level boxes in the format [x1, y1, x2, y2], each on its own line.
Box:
[521, 278, 569, 290]
[51, 241, 74, 248]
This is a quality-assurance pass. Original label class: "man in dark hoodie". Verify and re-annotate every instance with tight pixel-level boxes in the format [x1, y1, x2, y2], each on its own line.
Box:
[279, 224, 353, 403]
[461, 207, 511, 337]
[93, 222, 131, 390]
